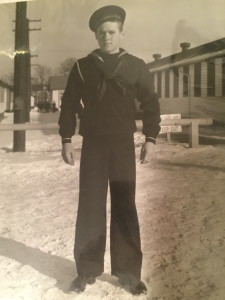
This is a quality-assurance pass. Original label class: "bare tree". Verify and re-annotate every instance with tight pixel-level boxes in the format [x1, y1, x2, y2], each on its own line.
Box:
[56, 57, 77, 76]
[1, 72, 14, 86]
[34, 64, 51, 88]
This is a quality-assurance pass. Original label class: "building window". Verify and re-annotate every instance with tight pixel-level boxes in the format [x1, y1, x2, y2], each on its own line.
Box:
[183, 65, 189, 97]
[165, 69, 170, 98]
[207, 60, 215, 96]
[157, 72, 162, 97]
[194, 62, 201, 97]
[222, 57, 225, 96]
[173, 67, 179, 97]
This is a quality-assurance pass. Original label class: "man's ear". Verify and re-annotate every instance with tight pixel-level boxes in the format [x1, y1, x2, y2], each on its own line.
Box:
[121, 29, 125, 39]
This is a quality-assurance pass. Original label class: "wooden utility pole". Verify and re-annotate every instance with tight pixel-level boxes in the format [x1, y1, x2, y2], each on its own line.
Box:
[13, 2, 41, 152]
[13, 2, 29, 152]
[25, 17, 31, 123]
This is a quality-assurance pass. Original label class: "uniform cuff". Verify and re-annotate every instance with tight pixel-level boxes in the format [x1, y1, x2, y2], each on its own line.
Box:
[145, 137, 156, 144]
[62, 138, 72, 144]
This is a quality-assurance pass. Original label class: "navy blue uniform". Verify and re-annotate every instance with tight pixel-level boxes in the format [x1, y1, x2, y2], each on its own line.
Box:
[58, 49, 160, 286]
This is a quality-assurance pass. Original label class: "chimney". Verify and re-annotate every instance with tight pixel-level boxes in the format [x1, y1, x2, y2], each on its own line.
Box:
[153, 53, 162, 61]
[180, 42, 191, 52]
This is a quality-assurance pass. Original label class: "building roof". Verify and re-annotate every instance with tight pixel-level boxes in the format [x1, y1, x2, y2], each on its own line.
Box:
[0, 80, 13, 90]
[49, 76, 68, 90]
[147, 37, 225, 72]
[32, 84, 46, 92]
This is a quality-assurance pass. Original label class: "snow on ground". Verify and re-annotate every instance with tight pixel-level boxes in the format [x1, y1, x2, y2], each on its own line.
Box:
[0, 111, 225, 300]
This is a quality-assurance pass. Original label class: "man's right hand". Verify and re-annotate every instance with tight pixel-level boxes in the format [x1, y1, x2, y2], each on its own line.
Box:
[61, 143, 76, 166]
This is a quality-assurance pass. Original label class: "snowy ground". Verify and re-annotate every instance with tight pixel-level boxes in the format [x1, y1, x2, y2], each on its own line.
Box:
[0, 111, 225, 300]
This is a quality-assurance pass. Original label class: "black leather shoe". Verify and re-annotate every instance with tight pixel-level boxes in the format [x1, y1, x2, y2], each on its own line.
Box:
[119, 278, 148, 295]
[130, 281, 148, 295]
[86, 276, 96, 285]
[69, 276, 96, 293]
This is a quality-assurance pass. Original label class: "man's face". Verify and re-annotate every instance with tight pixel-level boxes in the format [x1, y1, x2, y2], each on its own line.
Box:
[95, 21, 124, 54]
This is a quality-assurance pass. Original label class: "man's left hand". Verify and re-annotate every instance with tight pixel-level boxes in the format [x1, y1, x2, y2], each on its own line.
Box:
[140, 142, 156, 164]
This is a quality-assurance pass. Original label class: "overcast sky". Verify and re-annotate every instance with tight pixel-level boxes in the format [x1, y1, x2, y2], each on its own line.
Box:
[1, 0, 225, 78]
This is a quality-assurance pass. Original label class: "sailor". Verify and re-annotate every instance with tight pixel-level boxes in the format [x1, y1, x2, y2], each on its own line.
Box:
[59, 5, 161, 295]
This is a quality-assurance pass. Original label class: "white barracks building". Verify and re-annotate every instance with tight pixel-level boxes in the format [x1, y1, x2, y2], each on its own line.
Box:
[147, 38, 225, 123]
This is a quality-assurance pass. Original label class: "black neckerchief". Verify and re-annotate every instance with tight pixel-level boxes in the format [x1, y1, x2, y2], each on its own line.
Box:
[89, 49, 128, 101]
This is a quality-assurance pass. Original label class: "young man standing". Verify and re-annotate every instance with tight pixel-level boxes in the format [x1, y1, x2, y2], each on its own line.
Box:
[58, 5, 161, 295]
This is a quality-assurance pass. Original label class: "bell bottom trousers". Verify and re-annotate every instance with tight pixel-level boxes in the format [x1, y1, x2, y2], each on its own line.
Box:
[74, 134, 142, 285]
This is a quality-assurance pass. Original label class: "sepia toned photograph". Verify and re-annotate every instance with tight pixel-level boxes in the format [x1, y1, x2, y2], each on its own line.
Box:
[0, 0, 225, 299]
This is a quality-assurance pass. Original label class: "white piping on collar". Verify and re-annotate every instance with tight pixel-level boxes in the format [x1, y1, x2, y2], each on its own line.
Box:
[76, 60, 84, 82]
[91, 50, 128, 62]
